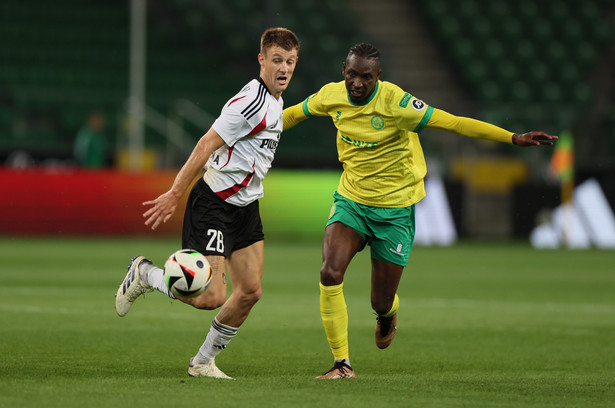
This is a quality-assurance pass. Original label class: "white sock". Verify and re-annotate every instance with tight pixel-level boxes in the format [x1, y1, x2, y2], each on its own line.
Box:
[193, 317, 238, 364]
[141, 263, 175, 299]
[335, 358, 351, 367]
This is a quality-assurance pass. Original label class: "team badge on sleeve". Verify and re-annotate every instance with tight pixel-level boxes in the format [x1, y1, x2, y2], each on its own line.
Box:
[411, 98, 426, 111]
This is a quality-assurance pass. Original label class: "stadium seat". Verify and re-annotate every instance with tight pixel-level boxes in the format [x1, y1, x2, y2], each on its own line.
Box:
[416, 0, 612, 141]
[0, 0, 363, 165]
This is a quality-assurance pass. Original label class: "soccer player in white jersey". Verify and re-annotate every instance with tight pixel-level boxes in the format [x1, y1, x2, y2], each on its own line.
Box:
[114, 27, 300, 379]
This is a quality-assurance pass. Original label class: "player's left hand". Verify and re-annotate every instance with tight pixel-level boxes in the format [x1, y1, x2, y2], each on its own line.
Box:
[512, 131, 558, 146]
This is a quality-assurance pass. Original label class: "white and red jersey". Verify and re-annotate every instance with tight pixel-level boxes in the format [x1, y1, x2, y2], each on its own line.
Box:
[204, 78, 283, 207]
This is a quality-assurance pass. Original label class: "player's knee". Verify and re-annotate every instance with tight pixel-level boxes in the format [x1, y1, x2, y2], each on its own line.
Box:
[238, 286, 262, 308]
[320, 261, 344, 286]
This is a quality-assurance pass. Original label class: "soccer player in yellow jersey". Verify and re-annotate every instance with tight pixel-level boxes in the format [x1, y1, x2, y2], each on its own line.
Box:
[283, 43, 557, 379]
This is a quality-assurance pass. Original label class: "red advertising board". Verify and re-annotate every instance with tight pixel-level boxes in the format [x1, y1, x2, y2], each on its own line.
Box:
[0, 168, 186, 235]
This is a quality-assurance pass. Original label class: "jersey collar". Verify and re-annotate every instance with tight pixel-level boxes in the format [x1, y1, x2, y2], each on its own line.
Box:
[347, 81, 380, 106]
[257, 77, 273, 96]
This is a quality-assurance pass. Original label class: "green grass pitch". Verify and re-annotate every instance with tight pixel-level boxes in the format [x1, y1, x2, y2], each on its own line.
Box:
[0, 237, 614, 407]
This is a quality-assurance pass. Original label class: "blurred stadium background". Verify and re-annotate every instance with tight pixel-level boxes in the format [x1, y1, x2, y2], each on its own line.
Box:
[1, 0, 614, 241]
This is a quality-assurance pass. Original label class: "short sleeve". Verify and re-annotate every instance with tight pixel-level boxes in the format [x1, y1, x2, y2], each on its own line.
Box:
[212, 107, 252, 147]
[392, 92, 434, 133]
[212, 82, 263, 146]
[304, 83, 339, 117]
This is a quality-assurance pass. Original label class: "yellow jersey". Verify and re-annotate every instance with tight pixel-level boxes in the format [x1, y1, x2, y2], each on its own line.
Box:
[285, 80, 434, 207]
[283, 80, 514, 208]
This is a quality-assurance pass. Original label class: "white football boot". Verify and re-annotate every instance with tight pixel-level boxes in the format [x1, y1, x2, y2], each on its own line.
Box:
[188, 358, 234, 380]
[115, 256, 154, 317]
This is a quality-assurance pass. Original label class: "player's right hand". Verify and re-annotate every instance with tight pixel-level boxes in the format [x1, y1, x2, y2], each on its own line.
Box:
[142, 191, 179, 230]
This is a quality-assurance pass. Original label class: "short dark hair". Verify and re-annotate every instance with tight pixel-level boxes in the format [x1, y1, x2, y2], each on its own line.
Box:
[347, 43, 380, 62]
[261, 27, 300, 55]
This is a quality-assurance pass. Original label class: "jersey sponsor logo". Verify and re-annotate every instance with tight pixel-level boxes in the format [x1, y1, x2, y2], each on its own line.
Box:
[399, 93, 411, 108]
[411, 98, 426, 111]
[340, 134, 377, 148]
[259, 138, 279, 150]
[371, 115, 385, 130]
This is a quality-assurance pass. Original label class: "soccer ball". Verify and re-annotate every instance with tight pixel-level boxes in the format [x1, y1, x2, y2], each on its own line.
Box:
[164, 249, 212, 298]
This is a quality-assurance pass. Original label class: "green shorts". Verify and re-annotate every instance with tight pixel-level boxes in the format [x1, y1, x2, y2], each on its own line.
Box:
[326, 191, 415, 266]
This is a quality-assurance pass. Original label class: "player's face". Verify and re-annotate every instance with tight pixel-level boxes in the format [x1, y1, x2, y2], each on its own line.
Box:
[259, 45, 299, 100]
[343, 55, 381, 104]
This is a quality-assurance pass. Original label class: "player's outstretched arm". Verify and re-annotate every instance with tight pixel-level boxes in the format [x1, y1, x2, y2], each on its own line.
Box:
[426, 109, 557, 147]
[512, 131, 558, 146]
[143, 128, 225, 230]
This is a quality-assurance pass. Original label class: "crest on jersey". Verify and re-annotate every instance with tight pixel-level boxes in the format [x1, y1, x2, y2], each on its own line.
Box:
[371, 115, 385, 130]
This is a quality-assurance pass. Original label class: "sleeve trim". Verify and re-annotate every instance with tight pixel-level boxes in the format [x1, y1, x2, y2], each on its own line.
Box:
[414, 106, 434, 133]
[302, 97, 312, 117]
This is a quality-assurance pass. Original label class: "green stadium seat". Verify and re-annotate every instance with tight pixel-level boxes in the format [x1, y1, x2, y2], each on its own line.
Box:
[451, 37, 475, 62]
[541, 82, 564, 103]
[508, 80, 533, 103]
[579, 2, 600, 21]
[495, 62, 518, 83]
[501, 18, 523, 40]
[560, 19, 584, 42]
[478, 80, 503, 102]
[484, 39, 504, 61]
[528, 62, 550, 83]
[555, 64, 581, 86]
[592, 19, 613, 46]
[463, 59, 487, 89]
[570, 83, 593, 105]
[437, 15, 463, 40]
[469, 18, 493, 41]
[488, 0, 511, 18]
[576, 41, 599, 69]
[458, 1, 480, 19]
[423, 0, 450, 19]
[417, 0, 612, 144]
[546, 41, 567, 64]
[513, 39, 536, 62]
[518, 2, 539, 19]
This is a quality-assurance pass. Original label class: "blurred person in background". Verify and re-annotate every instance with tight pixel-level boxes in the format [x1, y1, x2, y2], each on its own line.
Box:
[283, 43, 558, 379]
[114, 27, 300, 380]
[73, 110, 107, 168]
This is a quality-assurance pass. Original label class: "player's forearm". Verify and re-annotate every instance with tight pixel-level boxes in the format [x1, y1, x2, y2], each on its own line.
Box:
[170, 129, 224, 198]
[283, 103, 308, 130]
[427, 109, 513, 144]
